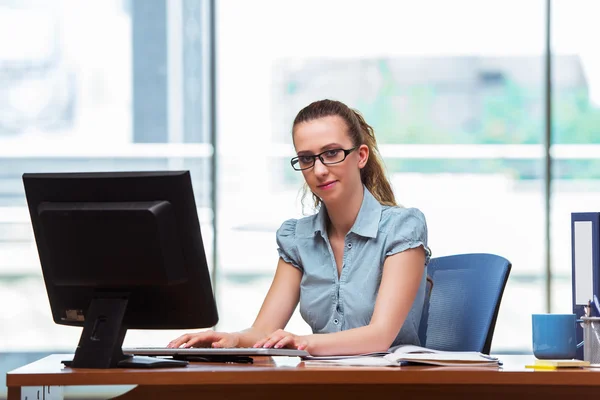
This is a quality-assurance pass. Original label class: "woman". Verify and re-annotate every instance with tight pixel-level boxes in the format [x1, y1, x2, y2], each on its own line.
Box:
[168, 99, 431, 356]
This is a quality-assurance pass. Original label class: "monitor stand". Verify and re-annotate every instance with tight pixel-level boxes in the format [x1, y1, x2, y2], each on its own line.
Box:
[62, 294, 187, 369]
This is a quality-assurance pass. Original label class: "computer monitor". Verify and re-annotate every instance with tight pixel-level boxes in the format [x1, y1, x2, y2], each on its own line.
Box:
[22, 171, 218, 369]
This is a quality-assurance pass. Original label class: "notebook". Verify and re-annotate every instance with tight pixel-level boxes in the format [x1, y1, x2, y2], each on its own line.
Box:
[122, 347, 310, 358]
[302, 344, 501, 367]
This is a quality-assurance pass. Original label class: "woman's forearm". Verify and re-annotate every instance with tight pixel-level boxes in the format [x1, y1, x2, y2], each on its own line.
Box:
[303, 325, 394, 356]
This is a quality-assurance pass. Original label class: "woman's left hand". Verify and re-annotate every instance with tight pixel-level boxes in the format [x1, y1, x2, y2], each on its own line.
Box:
[253, 329, 309, 350]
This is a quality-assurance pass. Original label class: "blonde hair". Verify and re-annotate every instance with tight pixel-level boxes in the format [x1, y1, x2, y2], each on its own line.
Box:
[292, 99, 397, 210]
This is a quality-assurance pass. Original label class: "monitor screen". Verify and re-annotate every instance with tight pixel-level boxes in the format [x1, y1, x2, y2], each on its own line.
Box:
[23, 171, 218, 368]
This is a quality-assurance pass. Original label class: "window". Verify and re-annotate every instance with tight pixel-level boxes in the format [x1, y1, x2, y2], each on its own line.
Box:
[0, 0, 214, 352]
[551, 0, 600, 312]
[216, 0, 546, 352]
[0, 0, 588, 362]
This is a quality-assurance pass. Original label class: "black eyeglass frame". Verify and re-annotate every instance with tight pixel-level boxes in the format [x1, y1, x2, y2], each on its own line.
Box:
[290, 147, 358, 171]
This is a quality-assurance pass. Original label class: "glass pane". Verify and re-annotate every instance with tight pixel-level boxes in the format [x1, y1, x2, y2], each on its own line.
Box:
[217, 0, 546, 352]
[0, 0, 213, 351]
[551, 0, 600, 313]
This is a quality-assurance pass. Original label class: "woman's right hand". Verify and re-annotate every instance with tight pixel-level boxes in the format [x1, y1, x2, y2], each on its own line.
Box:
[167, 331, 239, 349]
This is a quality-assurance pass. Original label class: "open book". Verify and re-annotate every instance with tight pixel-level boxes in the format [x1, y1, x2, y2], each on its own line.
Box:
[302, 344, 501, 367]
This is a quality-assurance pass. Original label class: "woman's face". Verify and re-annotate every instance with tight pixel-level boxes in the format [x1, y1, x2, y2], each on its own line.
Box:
[293, 116, 368, 205]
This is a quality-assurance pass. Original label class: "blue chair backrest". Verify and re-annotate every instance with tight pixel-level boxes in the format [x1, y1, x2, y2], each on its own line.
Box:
[418, 253, 511, 354]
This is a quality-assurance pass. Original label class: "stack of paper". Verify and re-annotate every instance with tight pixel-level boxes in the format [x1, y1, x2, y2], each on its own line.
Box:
[525, 359, 590, 370]
[302, 344, 501, 367]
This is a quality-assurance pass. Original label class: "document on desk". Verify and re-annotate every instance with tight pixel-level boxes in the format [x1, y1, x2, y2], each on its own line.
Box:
[302, 345, 501, 367]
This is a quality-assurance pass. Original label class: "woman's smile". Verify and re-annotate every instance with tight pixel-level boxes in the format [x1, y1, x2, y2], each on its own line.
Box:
[317, 180, 338, 190]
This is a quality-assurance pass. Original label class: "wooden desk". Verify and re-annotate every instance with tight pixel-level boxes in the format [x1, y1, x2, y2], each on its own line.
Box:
[7, 354, 600, 400]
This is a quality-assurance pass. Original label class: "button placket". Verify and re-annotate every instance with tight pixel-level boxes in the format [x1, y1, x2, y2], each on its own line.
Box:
[341, 237, 353, 279]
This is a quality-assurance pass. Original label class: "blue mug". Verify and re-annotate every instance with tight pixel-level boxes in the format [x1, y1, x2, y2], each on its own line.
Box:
[532, 314, 584, 359]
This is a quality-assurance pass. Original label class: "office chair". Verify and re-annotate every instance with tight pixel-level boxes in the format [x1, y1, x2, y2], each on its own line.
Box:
[418, 253, 512, 355]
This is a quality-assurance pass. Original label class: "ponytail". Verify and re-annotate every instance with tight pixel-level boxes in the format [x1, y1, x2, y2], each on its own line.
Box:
[351, 110, 397, 207]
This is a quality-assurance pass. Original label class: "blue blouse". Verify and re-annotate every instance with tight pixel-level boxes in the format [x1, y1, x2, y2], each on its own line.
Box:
[276, 187, 431, 347]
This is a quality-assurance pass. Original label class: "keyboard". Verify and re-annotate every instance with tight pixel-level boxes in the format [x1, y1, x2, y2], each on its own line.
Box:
[122, 347, 310, 358]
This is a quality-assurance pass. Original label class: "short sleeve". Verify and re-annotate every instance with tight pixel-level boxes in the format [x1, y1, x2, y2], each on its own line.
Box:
[276, 219, 303, 271]
[385, 208, 432, 266]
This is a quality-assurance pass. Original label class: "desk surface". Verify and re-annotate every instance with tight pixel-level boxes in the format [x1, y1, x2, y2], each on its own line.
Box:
[9, 354, 600, 400]
[7, 354, 600, 387]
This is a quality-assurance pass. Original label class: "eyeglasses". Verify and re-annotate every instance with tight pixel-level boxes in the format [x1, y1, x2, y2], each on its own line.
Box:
[290, 147, 357, 171]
